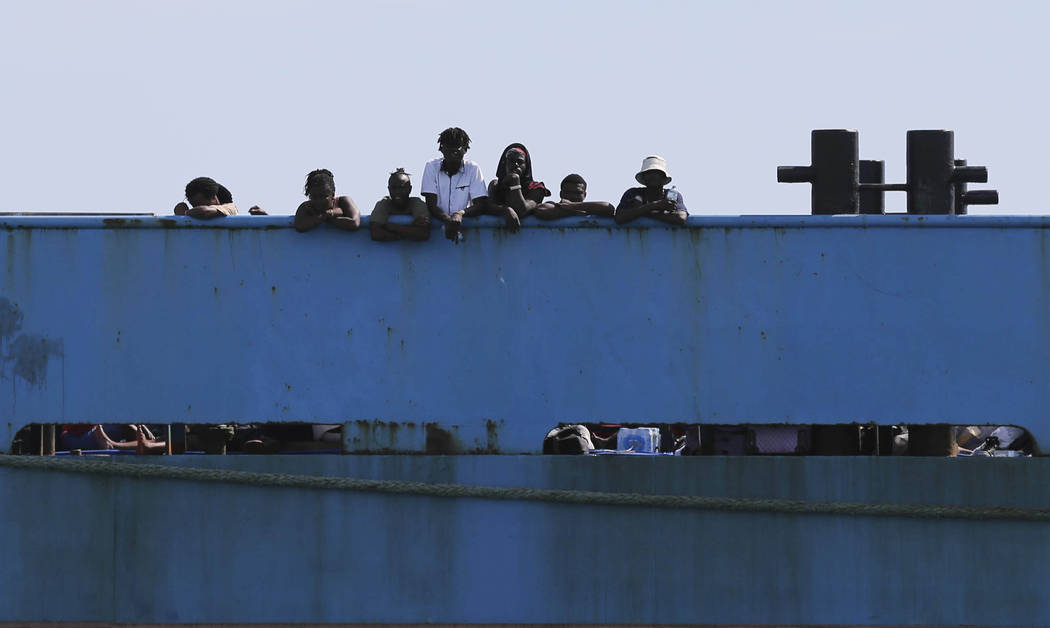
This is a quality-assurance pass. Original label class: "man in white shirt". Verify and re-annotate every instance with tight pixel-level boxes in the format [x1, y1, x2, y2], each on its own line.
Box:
[421, 127, 488, 240]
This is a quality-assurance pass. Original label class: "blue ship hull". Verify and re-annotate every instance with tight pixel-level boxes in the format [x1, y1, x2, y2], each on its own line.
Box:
[0, 215, 1047, 626]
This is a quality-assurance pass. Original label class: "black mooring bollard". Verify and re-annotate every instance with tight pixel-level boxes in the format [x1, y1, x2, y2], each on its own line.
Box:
[781, 129, 998, 215]
[907, 130, 994, 214]
[953, 158, 999, 213]
[778, 129, 859, 215]
[953, 158, 969, 215]
[859, 160, 885, 215]
[906, 130, 956, 215]
[961, 189, 1000, 209]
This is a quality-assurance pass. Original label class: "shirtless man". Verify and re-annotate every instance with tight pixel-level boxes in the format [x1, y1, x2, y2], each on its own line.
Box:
[534, 173, 615, 220]
[370, 169, 430, 242]
[174, 177, 238, 219]
[293, 169, 361, 232]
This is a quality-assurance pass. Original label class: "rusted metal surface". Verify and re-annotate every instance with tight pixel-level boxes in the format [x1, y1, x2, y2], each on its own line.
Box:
[1, 215, 1049, 452]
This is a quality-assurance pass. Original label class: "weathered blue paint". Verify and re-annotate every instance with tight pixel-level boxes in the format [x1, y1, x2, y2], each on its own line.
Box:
[1, 215, 1049, 452]
[3, 215, 1050, 626]
[1, 455, 1048, 625]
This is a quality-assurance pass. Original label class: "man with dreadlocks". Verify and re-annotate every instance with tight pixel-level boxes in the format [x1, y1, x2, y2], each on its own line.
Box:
[474, 142, 550, 232]
[174, 177, 239, 218]
[293, 169, 361, 232]
[370, 168, 430, 242]
[421, 127, 488, 241]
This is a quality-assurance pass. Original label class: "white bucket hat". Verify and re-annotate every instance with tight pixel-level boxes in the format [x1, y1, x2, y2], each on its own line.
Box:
[635, 155, 671, 185]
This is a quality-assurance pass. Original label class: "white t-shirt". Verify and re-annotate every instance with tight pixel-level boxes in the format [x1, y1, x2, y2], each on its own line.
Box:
[420, 158, 488, 216]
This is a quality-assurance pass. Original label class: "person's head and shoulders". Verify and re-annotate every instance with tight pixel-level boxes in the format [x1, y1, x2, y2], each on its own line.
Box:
[487, 143, 551, 205]
[559, 173, 589, 203]
[424, 127, 482, 180]
[534, 173, 615, 220]
[175, 177, 238, 219]
[615, 155, 688, 226]
[370, 168, 430, 242]
[294, 169, 361, 232]
[374, 168, 427, 218]
[623, 155, 679, 201]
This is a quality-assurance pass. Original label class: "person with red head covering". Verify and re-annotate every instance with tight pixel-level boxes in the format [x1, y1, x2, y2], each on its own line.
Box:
[466, 142, 550, 233]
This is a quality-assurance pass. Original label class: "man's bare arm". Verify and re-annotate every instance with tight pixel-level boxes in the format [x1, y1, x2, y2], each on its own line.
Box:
[649, 209, 688, 227]
[294, 201, 327, 232]
[463, 195, 489, 216]
[423, 193, 448, 223]
[369, 222, 398, 241]
[581, 201, 615, 218]
[444, 196, 489, 241]
[372, 217, 431, 242]
[326, 196, 361, 231]
[533, 201, 559, 219]
[475, 198, 521, 232]
[534, 200, 613, 220]
[186, 206, 225, 219]
[464, 202, 492, 218]
[503, 186, 542, 217]
[389, 220, 431, 241]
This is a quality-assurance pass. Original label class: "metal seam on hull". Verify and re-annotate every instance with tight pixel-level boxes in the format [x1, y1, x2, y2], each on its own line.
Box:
[0, 454, 1046, 522]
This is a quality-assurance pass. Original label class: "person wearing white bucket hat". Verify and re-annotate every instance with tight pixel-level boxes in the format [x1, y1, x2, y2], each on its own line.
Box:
[614, 155, 688, 226]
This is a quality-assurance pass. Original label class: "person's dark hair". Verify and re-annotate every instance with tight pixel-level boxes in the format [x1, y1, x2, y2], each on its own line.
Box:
[561, 173, 586, 189]
[388, 167, 411, 184]
[216, 184, 233, 204]
[185, 177, 220, 201]
[438, 127, 471, 149]
[304, 169, 335, 196]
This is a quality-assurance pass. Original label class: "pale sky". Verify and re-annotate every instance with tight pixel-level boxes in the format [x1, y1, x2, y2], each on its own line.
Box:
[1, 0, 1046, 215]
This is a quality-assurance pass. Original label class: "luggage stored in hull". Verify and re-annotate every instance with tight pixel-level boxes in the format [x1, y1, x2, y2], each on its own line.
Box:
[750, 425, 812, 454]
[700, 426, 750, 455]
[700, 425, 813, 455]
[616, 427, 661, 453]
[543, 425, 594, 454]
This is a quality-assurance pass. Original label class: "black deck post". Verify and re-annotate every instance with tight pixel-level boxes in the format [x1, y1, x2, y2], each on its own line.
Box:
[778, 129, 859, 215]
[860, 160, 885, 215]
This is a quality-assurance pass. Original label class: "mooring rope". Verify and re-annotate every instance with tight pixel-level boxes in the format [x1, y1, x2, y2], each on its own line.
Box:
[0, 454, 1044, 522]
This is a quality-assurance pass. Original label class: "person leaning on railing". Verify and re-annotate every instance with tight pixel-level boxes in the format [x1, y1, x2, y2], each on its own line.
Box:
[474, 142, 550, 233]
[174, 177, 239, 219]
[369, 168, 430, 242]
[614, 155, 688, 227]
[533, 173, 615, 220]
[293, 169, 361, 233]
[421, 127, 489, 241]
